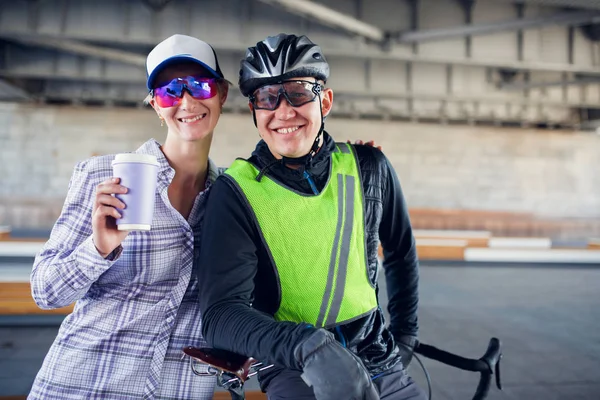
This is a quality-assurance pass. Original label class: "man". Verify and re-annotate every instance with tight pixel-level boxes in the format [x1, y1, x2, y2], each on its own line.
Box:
[197, 33, 426, 400]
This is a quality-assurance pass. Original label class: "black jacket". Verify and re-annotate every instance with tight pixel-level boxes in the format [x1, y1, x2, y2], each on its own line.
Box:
[196, 132, 419, 387]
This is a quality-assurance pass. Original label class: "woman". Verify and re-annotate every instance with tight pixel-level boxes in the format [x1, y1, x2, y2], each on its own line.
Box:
[28, 34, 226, 399]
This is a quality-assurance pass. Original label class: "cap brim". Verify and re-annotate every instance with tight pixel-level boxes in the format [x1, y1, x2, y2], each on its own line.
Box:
[146, 56, 221, 90]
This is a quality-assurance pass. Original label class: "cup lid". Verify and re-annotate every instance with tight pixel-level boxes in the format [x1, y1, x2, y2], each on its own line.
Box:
[112, 153, 159, 166]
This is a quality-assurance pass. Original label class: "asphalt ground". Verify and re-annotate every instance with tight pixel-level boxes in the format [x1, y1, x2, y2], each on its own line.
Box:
[1, 260, 599, 399]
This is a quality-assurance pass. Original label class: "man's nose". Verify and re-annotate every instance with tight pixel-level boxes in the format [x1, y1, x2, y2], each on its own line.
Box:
[274, 95, 296, 119]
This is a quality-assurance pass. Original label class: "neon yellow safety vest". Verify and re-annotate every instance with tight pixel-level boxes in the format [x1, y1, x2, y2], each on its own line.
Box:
[224, 143, 377, 328]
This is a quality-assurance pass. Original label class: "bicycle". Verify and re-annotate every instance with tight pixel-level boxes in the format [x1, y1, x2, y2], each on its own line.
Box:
[182, 336, 502, 400]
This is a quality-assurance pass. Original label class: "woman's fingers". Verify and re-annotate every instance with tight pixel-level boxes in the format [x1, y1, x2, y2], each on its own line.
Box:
[96, 194, 126, 210]
[94, 178, 127, 211]
[96, 204, 122, 220]
[96, 178, 128, 196]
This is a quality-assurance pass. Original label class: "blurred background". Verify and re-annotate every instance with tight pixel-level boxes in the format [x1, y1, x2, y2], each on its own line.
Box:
[0, 0, 599, 399]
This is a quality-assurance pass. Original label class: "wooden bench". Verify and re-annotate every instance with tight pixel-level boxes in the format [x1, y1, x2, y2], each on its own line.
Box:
[0, 229, 47, 243]
[487, 237, 552, 249]
[0, 282, 73, 315]
[377, 240, 466, 261]
[376, 230, 491, 261]
[0, 225, 49, 243]
[0, 225, 10, 241]
[416, 239, 467, 260]
[1, 237, 47, 242]
[414, 229, 490, 248]
[408, 208, 600, 239]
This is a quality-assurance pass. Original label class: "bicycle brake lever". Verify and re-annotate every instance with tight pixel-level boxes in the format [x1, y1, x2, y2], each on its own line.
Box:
[218, 374, 244, 400]
[218, 372, 243, 390]
[495, 354, 502, 390]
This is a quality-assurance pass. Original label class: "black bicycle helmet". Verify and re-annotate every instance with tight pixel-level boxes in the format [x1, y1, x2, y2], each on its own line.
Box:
[239, 33, 330, 97]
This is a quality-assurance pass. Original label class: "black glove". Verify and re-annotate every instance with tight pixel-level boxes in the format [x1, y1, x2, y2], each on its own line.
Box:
[294, 329, 379, 400]
[395, 335, 418, 368]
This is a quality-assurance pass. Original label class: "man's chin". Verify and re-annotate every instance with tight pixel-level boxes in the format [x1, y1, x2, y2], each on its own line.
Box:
[279, 150, 308, 159]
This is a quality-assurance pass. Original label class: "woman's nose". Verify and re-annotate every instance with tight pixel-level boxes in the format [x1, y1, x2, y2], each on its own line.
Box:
[179, 90, 197, 110]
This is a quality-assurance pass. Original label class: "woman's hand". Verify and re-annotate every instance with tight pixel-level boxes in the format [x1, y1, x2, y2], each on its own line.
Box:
[92, 177, 129, 258]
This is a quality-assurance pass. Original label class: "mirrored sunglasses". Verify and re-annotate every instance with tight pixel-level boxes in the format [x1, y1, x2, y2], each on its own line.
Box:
[152, 75, 220, 108]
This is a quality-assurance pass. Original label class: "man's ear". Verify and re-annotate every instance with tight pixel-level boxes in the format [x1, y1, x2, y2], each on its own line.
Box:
[321, 88, 334, 117]
[219, 83, 229, 107]
[248, 102, 259, 128]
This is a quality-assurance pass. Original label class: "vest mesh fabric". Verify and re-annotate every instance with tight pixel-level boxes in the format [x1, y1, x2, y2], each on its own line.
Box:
[225, 144, 377, 327]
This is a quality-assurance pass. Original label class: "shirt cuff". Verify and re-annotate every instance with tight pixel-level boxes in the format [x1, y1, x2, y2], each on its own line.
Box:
[104, 245, 123, 261]
[74, 236, 121, 280]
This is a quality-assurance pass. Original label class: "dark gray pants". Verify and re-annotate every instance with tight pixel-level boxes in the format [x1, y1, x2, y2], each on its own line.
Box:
[264, 363, 427, 400]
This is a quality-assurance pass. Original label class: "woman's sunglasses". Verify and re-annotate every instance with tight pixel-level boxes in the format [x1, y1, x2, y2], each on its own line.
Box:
[250, 80, 323, 111]
[151, 75, 220, 108]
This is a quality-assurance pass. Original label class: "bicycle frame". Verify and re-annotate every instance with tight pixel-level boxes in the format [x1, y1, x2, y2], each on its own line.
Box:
[183, 337, 502, 400]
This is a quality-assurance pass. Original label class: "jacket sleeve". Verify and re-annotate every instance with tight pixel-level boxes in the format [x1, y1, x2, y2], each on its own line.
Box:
[377, 152, 420, 339]
[197, 176, 315, 369]
[30, 160, 121, 309]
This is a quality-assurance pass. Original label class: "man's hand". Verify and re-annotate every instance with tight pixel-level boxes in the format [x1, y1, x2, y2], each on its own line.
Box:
[348, 140, 382, 150]
[396, 335, 419, 368]
[294, 329, 379, 400]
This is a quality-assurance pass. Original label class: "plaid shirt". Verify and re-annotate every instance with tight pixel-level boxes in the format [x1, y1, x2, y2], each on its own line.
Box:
[29, 139, 221, 399]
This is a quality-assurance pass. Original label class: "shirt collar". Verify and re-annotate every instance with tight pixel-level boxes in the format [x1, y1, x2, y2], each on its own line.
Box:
[135, 139, 220, 188]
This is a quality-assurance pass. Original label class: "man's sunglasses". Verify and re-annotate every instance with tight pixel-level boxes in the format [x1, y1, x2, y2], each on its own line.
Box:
[151, 75, 220, 108]
[250, 80, 323, 111]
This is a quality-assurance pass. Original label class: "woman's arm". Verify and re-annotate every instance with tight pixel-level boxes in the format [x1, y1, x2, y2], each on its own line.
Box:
[30, 159, 121, 309]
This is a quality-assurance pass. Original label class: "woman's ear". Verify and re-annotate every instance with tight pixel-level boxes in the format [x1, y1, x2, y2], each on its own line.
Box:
[148, 98, 162, 119]
[321, 87, 334, 117]
[149, 99, 163, 119]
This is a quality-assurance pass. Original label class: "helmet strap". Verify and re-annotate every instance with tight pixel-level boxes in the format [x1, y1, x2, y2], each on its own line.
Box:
[252, 108, 258, 127]
[307, 93, 325, 159]
[279, 92, 325, 169]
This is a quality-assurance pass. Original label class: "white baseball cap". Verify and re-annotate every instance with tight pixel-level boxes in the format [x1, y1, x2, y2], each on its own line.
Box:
[146, 34, 225, 90]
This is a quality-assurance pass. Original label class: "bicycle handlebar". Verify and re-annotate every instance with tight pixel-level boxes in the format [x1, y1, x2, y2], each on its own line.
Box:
[185, 337, 502, 400]
[415, 337, 502, 400]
